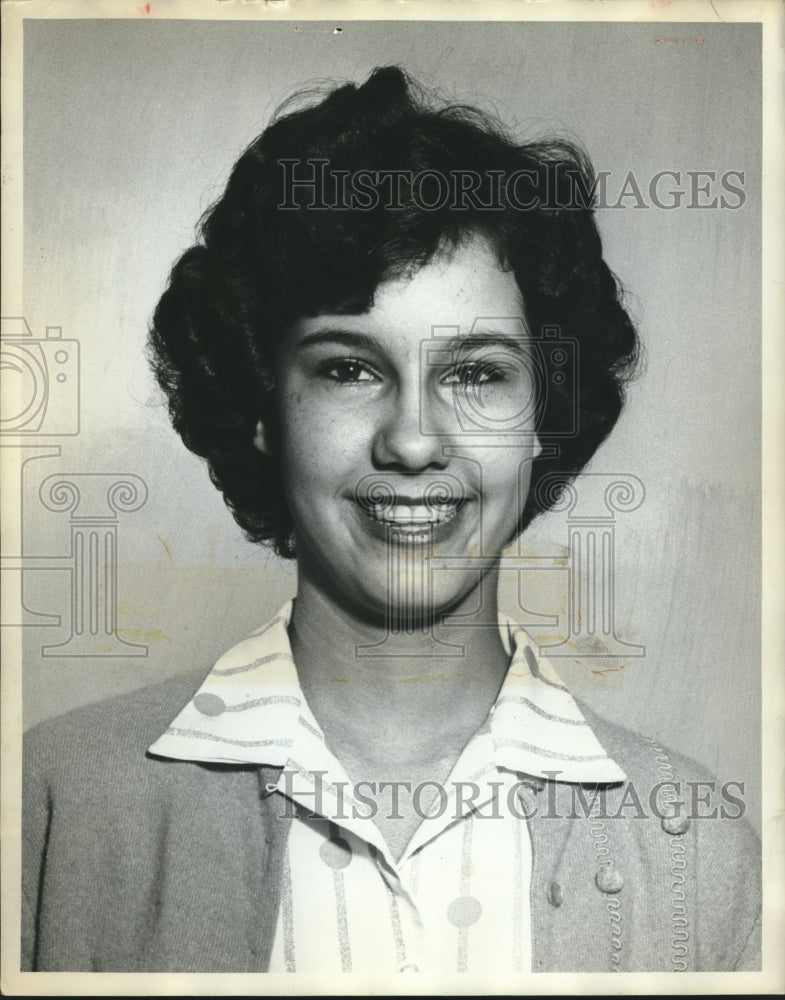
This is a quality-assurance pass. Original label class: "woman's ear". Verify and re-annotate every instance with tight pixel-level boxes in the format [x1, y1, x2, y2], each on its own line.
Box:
[253, 419, 274, 456]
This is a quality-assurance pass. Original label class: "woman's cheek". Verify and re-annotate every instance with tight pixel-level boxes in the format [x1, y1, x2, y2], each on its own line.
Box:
[283, 411, 361, 483]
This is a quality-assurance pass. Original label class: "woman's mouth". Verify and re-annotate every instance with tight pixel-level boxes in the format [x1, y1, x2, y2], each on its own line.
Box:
[351, 475, 469, 545]
[365, 501, 462, 527]
[355, 498, 466, 544]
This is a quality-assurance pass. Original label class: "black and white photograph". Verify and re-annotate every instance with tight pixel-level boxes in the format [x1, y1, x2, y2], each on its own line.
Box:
[1, 0, 782, 994]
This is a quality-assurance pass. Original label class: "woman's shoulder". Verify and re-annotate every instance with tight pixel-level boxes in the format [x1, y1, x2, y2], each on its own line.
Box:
[575, 700, 760, 882]
[578, 700, 732, 787]
[24, 673, 204, 779]
[576, 700, 760, 847]
[536, 701, 761, 972]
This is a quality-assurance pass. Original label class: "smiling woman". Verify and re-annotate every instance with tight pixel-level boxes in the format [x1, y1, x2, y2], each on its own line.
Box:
[21, 65, 760, 976]
[269, 237, 542, 625]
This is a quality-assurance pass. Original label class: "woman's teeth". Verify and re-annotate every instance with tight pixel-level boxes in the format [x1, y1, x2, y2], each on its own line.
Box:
[366, 502, 460, 526]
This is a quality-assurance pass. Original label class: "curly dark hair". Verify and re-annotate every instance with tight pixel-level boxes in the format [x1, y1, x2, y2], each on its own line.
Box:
[148, 65, 640, 559]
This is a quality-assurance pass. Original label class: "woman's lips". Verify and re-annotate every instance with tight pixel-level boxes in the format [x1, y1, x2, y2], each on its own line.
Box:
[366, 501, 461, 526]
[354, 498, 467, 545]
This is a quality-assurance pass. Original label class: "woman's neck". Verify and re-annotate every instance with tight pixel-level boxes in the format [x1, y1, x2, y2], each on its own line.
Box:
[287, 573, 511, 770]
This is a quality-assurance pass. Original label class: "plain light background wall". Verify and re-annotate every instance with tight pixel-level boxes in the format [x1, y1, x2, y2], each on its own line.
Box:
[16, 19, 760, 827]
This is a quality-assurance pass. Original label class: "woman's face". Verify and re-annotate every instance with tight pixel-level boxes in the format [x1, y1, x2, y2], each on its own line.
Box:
[260, 234, 542, 624]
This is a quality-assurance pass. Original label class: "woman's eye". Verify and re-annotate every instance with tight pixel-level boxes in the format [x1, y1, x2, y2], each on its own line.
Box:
[443, 362, 508, 388]
[321, 360, 378, 383]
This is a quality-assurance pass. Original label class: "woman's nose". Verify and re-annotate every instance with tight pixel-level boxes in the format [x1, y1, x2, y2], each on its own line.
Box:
[371, 386, 449, 471]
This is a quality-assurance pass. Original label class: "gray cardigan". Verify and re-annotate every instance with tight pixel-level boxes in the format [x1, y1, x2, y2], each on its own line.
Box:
[22, 674, 761, 973]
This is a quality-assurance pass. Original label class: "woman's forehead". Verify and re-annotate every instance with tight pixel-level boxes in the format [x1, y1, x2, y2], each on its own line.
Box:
[291, 236, 524, 343]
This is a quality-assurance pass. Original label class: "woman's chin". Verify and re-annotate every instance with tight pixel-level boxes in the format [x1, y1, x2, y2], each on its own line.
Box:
[334, 575, 492, 635]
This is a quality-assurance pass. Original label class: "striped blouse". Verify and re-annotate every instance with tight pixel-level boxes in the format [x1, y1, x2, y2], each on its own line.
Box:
[149, 602, 624, 974]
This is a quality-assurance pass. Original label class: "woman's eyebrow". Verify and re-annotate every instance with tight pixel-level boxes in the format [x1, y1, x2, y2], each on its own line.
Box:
[293, 329, 533, 355]
[452, 331, 532, 354]
[293, 329, 379, 352]
[433, 331, 535, 363]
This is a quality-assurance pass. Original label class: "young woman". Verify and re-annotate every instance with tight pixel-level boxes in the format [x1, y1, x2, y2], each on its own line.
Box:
[23, 66, 760, 975]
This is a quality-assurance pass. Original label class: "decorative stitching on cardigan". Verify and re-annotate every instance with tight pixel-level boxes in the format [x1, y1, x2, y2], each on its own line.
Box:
[670, 837, 689, 970]
[608, 897, 622, 960]
[650, 742, 689, 971]
[589, 811, 622, 969]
